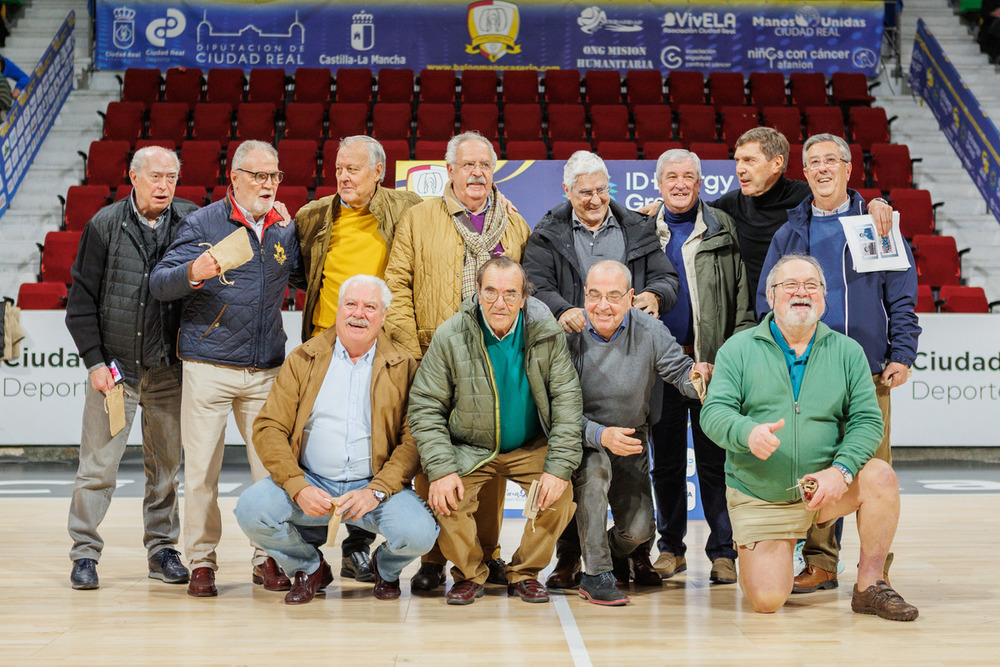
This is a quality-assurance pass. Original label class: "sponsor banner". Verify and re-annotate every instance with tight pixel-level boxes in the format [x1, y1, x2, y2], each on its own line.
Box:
[0, 13, 75, 218]
[395, 159, 739, 227]
[909, 19, 1000, 224]
[95, 1, 883, 76]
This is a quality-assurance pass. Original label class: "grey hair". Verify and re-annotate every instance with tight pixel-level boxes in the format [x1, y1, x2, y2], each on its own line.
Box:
[765, 253, 828, 296]
[475, 256, 533, 296]
[586, 259, 632, 291]
[802, 133, 851, 166]
[654, 149, 702, 183]
[563, 150, 609, 190]
[130, 145, 180, 174]
[338, 274, 392, 311]
[231, 140, 279, 172]
[339, 135, 387, 183]
[735, 127, 790, 173]
[445, 131, 497, 168]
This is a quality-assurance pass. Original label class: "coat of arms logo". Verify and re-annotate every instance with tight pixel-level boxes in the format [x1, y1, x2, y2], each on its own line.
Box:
[465, 1, 521, 62]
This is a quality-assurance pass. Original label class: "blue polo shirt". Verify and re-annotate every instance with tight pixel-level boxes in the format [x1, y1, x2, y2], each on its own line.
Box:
[769, 319, 815, 400]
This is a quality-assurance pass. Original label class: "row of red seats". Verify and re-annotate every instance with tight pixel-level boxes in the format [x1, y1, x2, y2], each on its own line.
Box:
[119, 67, 877, 113]
[914, 285, 999, 313]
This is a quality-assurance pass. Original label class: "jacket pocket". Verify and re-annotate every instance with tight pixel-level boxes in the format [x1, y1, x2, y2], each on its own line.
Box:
[200, 305, 227, 338]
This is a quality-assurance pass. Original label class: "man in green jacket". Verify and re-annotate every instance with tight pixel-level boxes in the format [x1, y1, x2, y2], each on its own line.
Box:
[700, 254, 918, 621]
[408, 257, 583, 606]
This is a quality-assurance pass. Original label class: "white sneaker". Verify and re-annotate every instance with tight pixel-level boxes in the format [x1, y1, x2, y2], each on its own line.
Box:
[792, 540, 805, 576]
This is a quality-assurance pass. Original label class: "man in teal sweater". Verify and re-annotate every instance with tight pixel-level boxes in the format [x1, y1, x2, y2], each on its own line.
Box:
[700, 254, 918, 621]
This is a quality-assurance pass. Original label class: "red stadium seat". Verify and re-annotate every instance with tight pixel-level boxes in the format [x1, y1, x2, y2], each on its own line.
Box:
[321, 139, 341, 185]
[847, 142, 865, 190]
[174, 185, 207, 206]
[314, 185, 338, 199]
[235, 103, 276, 142]
[830, 72, 876, 107]
[40, 231, 83, 284]
[414, 140, 449, 159]
[551, 141, 592, 159]
[804, 106, 846, 138]
[163, 67, 202, 109]
[378, 68, 416, 103]
[849, 106, 894, 152]
[372, 102, 413, 141]
[596, 141, 638, 159]
[212, 185, 229, 202]
[327, 102, 369, 140]
[248, 68, 288, 110]
[277, 139, 318, 188]
[147, 102, 189, 144]
[83, 141, 130, 187]
[789, 72, 828, 111]
[205, 68, 244, 110]
[192, 103, 233, 142]
[589, 104, 630, 144]
[890, 188, 937, 239]
[120, 68, 161, 109]
[870, 143, 917, 191]
[910, 234, 964, 288]
[418, 69, 455, 103]
[720, 106, 759, 149]
[677, 104, 718, 146]
[416, 103, 456, 140]
[101, 101, 145, 147]
[689, 142, 730, 160]
[461, 70, 499, 104]
[625, 70, 663, 109]
[915, 284, 935, 313]
[135, 138, 176, 151]
[667, 71, 705, 111]
[642, 141, 684, 159]
[707, 72, 746, 111]
[584, 70, 622, 105]
[278, 186, 309, 218]
[938, 285, 990, 313]
[62, 185, 110, 232]
[855, 188, 884, 204]
[762, 106, 803, 143]
[380, 139, 411, 186]
[787, 143, 806, 182]
[114, 185, 133, 201]
[460, 104, 499, 140]
[748, 72, 787, 111]
[504, 140, 547, 160]
[503, 103, 543, 141]
[292, 68, 332, 108]
[633, 105, 674, 149]
[502, 70, 539, 103]
[547, 104, 586, 142]
[283, 102, 325, 140]
[17, 282, 67, 309]
[544, 69, 582, 104]
[335, 68, 374, 103]
[179, 140, 222, 188]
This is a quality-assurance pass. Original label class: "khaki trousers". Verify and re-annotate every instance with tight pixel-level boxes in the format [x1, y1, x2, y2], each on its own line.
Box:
[433, 440, 575, 585]
[803, 373, 892, 571]
[415, 473, 504, 566]
[181, 360, 277, 570]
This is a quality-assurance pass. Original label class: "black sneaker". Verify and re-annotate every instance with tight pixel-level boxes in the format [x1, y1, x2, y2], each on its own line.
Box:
[579, 572, 630, 606]
[148, 548, 190, 584]
[71, 558, 99, 590]
[341, 550, 374, 582]
[485, 557, 507, 586]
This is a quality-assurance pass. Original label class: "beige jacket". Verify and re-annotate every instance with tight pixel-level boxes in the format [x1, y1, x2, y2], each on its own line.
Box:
[251, 329, 420, 501]
[293, 185, 423, 342]
[383, 192, 531, 359]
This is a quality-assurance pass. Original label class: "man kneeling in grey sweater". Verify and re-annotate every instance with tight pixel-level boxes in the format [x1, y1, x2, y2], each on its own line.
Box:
[567, 260, 711, 606]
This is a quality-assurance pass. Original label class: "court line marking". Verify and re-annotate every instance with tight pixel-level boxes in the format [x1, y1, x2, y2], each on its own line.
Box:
[552, 593, 592, 667]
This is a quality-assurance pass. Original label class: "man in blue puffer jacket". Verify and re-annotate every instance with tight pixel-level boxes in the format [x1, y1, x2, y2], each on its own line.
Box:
[150, 140, 302, 598]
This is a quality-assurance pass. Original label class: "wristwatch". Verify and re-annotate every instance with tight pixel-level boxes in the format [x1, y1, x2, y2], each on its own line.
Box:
[371, 489, 387, 503]
[832, 463, 854, 487]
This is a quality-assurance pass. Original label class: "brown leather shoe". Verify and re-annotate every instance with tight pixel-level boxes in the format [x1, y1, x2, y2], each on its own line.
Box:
[630, 550, 663, 587]
[252, 557, 291, 591]
[507, 578, 550, 603]
[446, 580, 485, 605]
[371, 549, 400, 601]
[792, 564, 838, 593]
[710, 557, 738, 584]
[187, 567, 217, 598]
[284, 560, 333, 605]
[851, 580, 918, 621]
[546, 556, 582, 590]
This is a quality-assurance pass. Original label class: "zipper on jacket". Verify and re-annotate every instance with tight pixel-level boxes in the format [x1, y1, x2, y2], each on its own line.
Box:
[253, 229, 265, 369]
[467, 314, 502, 474]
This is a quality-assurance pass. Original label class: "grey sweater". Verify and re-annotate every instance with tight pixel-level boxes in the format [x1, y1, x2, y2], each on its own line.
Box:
[567, 309, 699, 450]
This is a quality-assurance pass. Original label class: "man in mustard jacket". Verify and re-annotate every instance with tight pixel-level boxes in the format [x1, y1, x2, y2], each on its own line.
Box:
[234, 275, 438, 604]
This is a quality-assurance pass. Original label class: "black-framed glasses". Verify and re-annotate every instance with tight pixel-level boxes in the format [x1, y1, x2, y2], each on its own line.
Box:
[236, 168, 284, 184]
[480, 288, 523, 305]
[771, 280, 823, 295]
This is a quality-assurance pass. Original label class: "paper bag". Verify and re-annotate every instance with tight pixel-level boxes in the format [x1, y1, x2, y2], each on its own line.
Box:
[689, 370, 708, 404]
[324, 503, 342, 547]
[200, 228, 253, 285]
[104, 384, 126, 437]
[522, 479, 541, 521]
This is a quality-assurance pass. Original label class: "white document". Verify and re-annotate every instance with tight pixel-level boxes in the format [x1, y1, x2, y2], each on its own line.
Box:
[838, 212, 911, 272]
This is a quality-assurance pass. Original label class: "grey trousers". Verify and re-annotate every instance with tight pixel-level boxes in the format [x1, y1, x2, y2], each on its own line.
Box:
[68, 364, 183, 562]
[573, 433, 656, 576]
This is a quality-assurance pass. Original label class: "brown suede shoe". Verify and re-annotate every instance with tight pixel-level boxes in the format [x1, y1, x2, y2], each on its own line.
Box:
[371, 549, 400, 601]
[508, 578, 550, 603]
[446, 580, 485, 605]
[630, 550, 663, 587]
[653, 552, 687, 578]
[187, 567, 217, 598]
[284, 560, 333, 605]
[792, 564, 838, 593]
[710, 557, 738, 584]
[545, 556, 582, 590]
[252, 557, 291, 591]
[852, 580, 918, 621]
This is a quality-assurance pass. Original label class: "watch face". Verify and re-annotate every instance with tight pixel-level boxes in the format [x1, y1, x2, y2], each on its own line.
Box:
[372, 489, 387, 502]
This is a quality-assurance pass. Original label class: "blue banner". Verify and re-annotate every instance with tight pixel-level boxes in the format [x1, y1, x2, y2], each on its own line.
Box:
[95, 1, 883, 76]
[0, 13, 75, 218]
[909, 19, 1000, 225]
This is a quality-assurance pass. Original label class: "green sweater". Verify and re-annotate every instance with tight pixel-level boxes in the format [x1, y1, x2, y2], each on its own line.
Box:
[700, 314, 883, 503]
[477, 309, 541, 452]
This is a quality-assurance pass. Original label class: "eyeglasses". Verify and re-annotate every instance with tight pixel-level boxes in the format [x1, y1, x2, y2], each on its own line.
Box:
[574, 185, 610, 199]
[805, 156, 849, 171]
[144, 172, 179, 184]
[479, 288, 523, 305]
[458, 161, 493, 172]
[236, 168, 285, 184]
[771, 280, 824, 295]
[584, 290, 627, 304]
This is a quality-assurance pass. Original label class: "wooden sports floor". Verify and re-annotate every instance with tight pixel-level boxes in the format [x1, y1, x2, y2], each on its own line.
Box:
[1, 489, 998, 666]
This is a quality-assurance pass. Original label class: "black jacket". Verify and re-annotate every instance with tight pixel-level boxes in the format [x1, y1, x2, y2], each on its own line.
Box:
[523, 199, 679, 318]
[66, 197, 199, 385]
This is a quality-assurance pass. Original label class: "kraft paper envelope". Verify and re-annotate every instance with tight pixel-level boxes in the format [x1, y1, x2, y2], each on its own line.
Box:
[201, 228, 253, 285]
[325, 503, 342, 547]
[689, 370, 708, 404]
[104, 384, 126, 437]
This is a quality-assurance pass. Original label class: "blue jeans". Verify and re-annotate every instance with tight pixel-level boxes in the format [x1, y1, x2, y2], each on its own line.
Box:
[235, 472, 438, 581]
